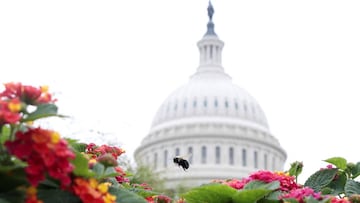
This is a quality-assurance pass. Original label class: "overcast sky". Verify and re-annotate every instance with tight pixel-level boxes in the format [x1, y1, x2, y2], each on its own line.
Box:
[1, 0, 360, 183]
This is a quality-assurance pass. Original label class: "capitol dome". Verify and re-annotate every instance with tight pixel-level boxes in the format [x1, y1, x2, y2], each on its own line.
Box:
[134, 1, 286, 190]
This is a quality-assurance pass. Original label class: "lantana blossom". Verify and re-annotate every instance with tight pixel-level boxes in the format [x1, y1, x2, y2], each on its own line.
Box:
[5, 128, 75, 187]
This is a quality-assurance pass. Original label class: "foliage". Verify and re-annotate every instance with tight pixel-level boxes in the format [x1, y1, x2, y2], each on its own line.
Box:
[0, 82, 171, 203]
[179, 157, 360, 203]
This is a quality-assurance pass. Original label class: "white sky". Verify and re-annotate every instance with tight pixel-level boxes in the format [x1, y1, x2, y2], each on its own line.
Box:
[1, 0, 360, 183]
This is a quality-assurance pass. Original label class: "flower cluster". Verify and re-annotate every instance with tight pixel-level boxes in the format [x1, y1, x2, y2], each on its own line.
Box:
[86, 143, 125, 160]
[218, 170, 299, 192]
[5, 128, 75, 187]
[72, 178, 116, 203]
[279, 187, 322, 203]
[0, 82, 54, 105]
[1, 82, 173, 203]
[145, 195, 172, 203]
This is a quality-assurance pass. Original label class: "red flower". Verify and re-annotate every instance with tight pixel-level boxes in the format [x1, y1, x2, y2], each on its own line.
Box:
[219, 170, 299, 192]
[72, 178, 116, 203]
[1, 82, 55, 105]
[5, 128, 75, 187]
[279, 187, 322, 203]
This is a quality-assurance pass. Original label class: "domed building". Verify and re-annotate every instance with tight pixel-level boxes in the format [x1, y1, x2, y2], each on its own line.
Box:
[134, 2, 286, 189]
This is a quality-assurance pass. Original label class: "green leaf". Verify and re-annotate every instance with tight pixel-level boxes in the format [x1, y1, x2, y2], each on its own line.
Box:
[93, 163, 105, 178]
[109, 187, 147, 203]
[263, 190, 282, 201]
[288, 161, 303, 177]
[0, 198, 11, 203]
[351, 162, 360, 179]
[104, 167, 120, 178]
[325, 171, 347, 195]
[0, 189, 25, 203]
[304, 168, 338, 192]
[67, 139, 87, 153]
[0, 169, 28, 192]
[304, 196, 321, 203]
[244, 180, 280, 190]
[232, 188, 275, 203]
[182, 183, 237, 203]
[280, 198, 298, 203]
[324, 157, 347, 170]
[344, 179, 360, 196]
[0, 125, 11, 144]
[71, 151, 94, 177]
[128, 188, 159, 198]
[37, 189, 80, 203]
[22, 103, 59, 122]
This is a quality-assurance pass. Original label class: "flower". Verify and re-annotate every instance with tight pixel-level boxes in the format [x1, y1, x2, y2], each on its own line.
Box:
[219, 170, 299, 192]
[72, 178, 116, 203]
[25, 186, 43, 203]
[5, 128, 75, 187]
[0, 82, 55, 105]
[279, 187, 322, 203]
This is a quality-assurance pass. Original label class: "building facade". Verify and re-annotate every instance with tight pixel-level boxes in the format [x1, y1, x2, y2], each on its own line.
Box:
[134, 2, 287, 189]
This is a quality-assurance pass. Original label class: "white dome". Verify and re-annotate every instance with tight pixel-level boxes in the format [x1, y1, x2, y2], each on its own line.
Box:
[134, 2, 286, 190]
[151, 71, 269, 129]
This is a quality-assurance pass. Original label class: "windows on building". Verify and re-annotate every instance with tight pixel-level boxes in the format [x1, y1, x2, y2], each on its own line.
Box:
[188, 147, 193, 164]
[215, 146, 221, 164]
[201, 146, 207, 164]
[175, 148, 180, 156]
[229, 147, 234, 165]
[242, 148, 247, 167]
[264, 154, 268, 170]
[154, 153, 158, 169]
[164, 150, 168, 168]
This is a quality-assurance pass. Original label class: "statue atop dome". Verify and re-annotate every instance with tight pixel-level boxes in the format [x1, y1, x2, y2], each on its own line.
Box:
[205, 1, 217, 36]
[207, 1, 214, 21]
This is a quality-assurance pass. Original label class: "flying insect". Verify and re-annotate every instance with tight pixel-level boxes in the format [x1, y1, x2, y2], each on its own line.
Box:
[173, 156, 190, 171]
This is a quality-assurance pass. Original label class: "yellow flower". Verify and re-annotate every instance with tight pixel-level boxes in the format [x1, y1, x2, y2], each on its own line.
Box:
[50, 132, 61, 144]
[103, 193, 116, 203]
[89, 178, 98, 189]
[97, 182, 111, 194]
[26, 186, 37, 195]
[41, 85, 49, 93]
[8, 100, 21, 112]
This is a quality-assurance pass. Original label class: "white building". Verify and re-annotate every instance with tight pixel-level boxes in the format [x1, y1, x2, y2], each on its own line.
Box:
[134, 2, 286, 189]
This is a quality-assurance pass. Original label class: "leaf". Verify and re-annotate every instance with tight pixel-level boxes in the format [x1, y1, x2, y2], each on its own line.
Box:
[0, 189, 25, 203]
[67, 139, 87, 153]
[128, 188, 159, 198]
[324, 157, 347, 170]
[280, 198, 298, 203]
[22, 103, 59, 122]
[244, 180, 280, 190]
[93, 163, 105, 178]
[325, 171, 347, 195]
[288, 161, 303, 177]
[344, 179, 360, 196]
[104, 167, 120, 178]
[232, 188, 276, 203]
[304, 168, 338, 192]
[0, 125, 11, 144]
[37, 189, 80, 203]
[108, 187, 147, 203]
[71, 151, 94, 177]
[181, 183, 237, 203]
[351, 162, 360, 179]
[0, 169, 28, 192]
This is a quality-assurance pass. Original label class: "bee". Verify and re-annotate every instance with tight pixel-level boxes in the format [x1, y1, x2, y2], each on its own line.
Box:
[173, 155, 190, 171]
